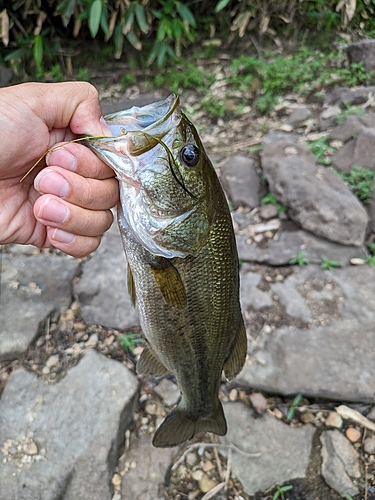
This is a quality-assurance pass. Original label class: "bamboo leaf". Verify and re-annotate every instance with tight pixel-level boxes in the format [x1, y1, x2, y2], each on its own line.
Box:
[176, 2, 196, 27]
[135, 3, 149, 34]
[33, 34, 43, 66]
[215, 0, 231, 14]
[126, 31, 142, 51]
[89, 0, 102, 38]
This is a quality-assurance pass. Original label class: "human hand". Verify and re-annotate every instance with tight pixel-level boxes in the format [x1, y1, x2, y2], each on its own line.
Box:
[0, 82, 119, 258]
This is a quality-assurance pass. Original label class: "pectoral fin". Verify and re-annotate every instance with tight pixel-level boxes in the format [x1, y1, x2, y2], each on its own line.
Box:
[223, 317, 247, 381]
[127, 264, 136, 307]
[136, 343, 169, 377]
[150, 262, 186, 309]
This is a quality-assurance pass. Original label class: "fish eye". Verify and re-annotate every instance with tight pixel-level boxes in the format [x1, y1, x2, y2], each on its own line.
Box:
[180, 144, 200, 167]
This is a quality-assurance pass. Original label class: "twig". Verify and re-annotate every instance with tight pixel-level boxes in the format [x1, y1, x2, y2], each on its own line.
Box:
[336, 405, 375, 432]
[213, 445, 224, 481]
[171, 442, 260, 471]
[225, 447, 232, 488]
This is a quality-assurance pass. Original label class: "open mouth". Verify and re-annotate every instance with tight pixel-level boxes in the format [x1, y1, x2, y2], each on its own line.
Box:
[104, 94, 179, 136]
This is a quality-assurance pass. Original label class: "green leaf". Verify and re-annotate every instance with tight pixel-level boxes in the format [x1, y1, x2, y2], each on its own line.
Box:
[33, 35, 43, 67]
[89, 0, 102, 38]
[215, 0, 231, 13]
[4, 47, 26, 61]
[100, 3, 109, 38]
[113, 24, 124, 59]
[135, 3, 149, 33]
[176, 2, 196, 27]
[126, 31, 142, 51]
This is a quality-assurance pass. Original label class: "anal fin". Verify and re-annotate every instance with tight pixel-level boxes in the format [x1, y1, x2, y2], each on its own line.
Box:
[150, 261, 186, 309]
[223, 317, 247, 381]
[136, 343, 169, 377]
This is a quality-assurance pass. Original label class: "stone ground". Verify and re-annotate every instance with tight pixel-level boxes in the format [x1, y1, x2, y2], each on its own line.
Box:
[1, 82, 375, 500]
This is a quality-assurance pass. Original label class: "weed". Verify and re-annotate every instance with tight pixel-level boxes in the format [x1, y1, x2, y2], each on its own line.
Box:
[289, 251, 310, 267]
[249, 145, 263, 154]
[287, 393, 303, 421]
[121, 74, 136, 88]
[365, 243, 375, 267]
[308, 136, 336, 166]
[49, 63, 64, 82]
[261, 193, 278, 205]
[336, 103, 365, 125]
[272, 484, 294, 500]
[118, 333, 143, 354]
[77, 67, 89, 82]
[261, 193, 287, 216]
[342, 494, 354, 500]
[201, 96, 227, 118]
[339, 165, 374, 204]
[320, 255, 340, 271]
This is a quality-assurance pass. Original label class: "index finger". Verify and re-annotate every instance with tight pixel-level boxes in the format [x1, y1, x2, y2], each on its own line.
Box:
[46, 141, 116, 180]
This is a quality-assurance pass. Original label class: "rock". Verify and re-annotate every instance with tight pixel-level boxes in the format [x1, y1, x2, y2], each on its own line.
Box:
[347, 39, 375, 75]
[330, 115, 366, 142]
[74, 222, 139, 330]
[85, 333, 98, 347]
[320, 430, 360, 497]
[154, 378, 180, 407]
[325, 86, 375, 107]
[236, 228, 366, 266]
[239, 319, 375, 402]
[261, 140, 368, 246]
[346, 428, 362, 443]
[363, 436, 375, 454]
[220, 155, 262, 209]
[249, 392, 267, 414]
[319, 105, 341, 129]
[0, 349, 139, 500]
[325, 412, 343, 429]
[368, 406, 375, 421]
[45, 354, 59, 368]
[199, 473, 218, 493]
[259, 204, 279, 220]
[288, 106, 311, 127]
[353, 127, 375, 170]
[0, 253, 78, 362]
[332, 139, 356, 174]
[263, 131, 302, 144]
[121, 435, 176, 500]
[221, 402, 315, 495]
[240, 270, 273, 310]
[0, 64, 12, 87]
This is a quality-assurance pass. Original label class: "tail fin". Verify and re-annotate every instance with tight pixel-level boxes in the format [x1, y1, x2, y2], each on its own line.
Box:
[152, 401, 227, 448]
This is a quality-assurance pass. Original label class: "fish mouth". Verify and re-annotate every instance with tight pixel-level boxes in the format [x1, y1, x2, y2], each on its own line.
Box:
[104, 94, 180, 136]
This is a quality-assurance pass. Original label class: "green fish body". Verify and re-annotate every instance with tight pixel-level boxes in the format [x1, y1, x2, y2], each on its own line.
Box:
[87, 95, 247, 447]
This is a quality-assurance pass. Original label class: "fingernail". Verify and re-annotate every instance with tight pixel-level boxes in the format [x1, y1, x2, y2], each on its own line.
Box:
[38, 197, 69, 223]
[46, 148, 76, 171]
[51, 228, 76, 244]
[100, 116, 112, 136]
[34, 169, 70, 198]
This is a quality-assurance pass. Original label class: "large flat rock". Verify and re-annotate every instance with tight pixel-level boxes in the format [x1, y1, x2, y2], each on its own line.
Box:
[0, 252, 78, 361]
[239, 265, 375, 402]
[0, 349, 139, 500]
[239, 319, 375, 402]
[74, 222, 139, 330]
[221, 402, 315, 495]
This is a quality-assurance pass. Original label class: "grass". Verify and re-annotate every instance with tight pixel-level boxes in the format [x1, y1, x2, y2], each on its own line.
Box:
[272, 484, 294, 500]
[289, 251, 310, 267]
[320, 255, 340, 271]
[118, 332, 143, 354]
[338, 165, 374, 205]
[146, 45, 374, 118]
[260, 193, 287, 216]
[287, 393, 303, 422]
[307, 136, 337, 166]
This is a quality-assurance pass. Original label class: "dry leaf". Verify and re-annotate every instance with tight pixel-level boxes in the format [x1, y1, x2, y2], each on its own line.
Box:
[336, 405, 375, 432]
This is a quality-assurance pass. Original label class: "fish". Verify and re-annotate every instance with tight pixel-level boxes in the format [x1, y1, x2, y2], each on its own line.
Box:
[86, 94, 247, 447]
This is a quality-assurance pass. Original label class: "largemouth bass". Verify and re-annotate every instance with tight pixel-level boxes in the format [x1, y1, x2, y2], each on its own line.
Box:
[87, 94, 247, 447]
